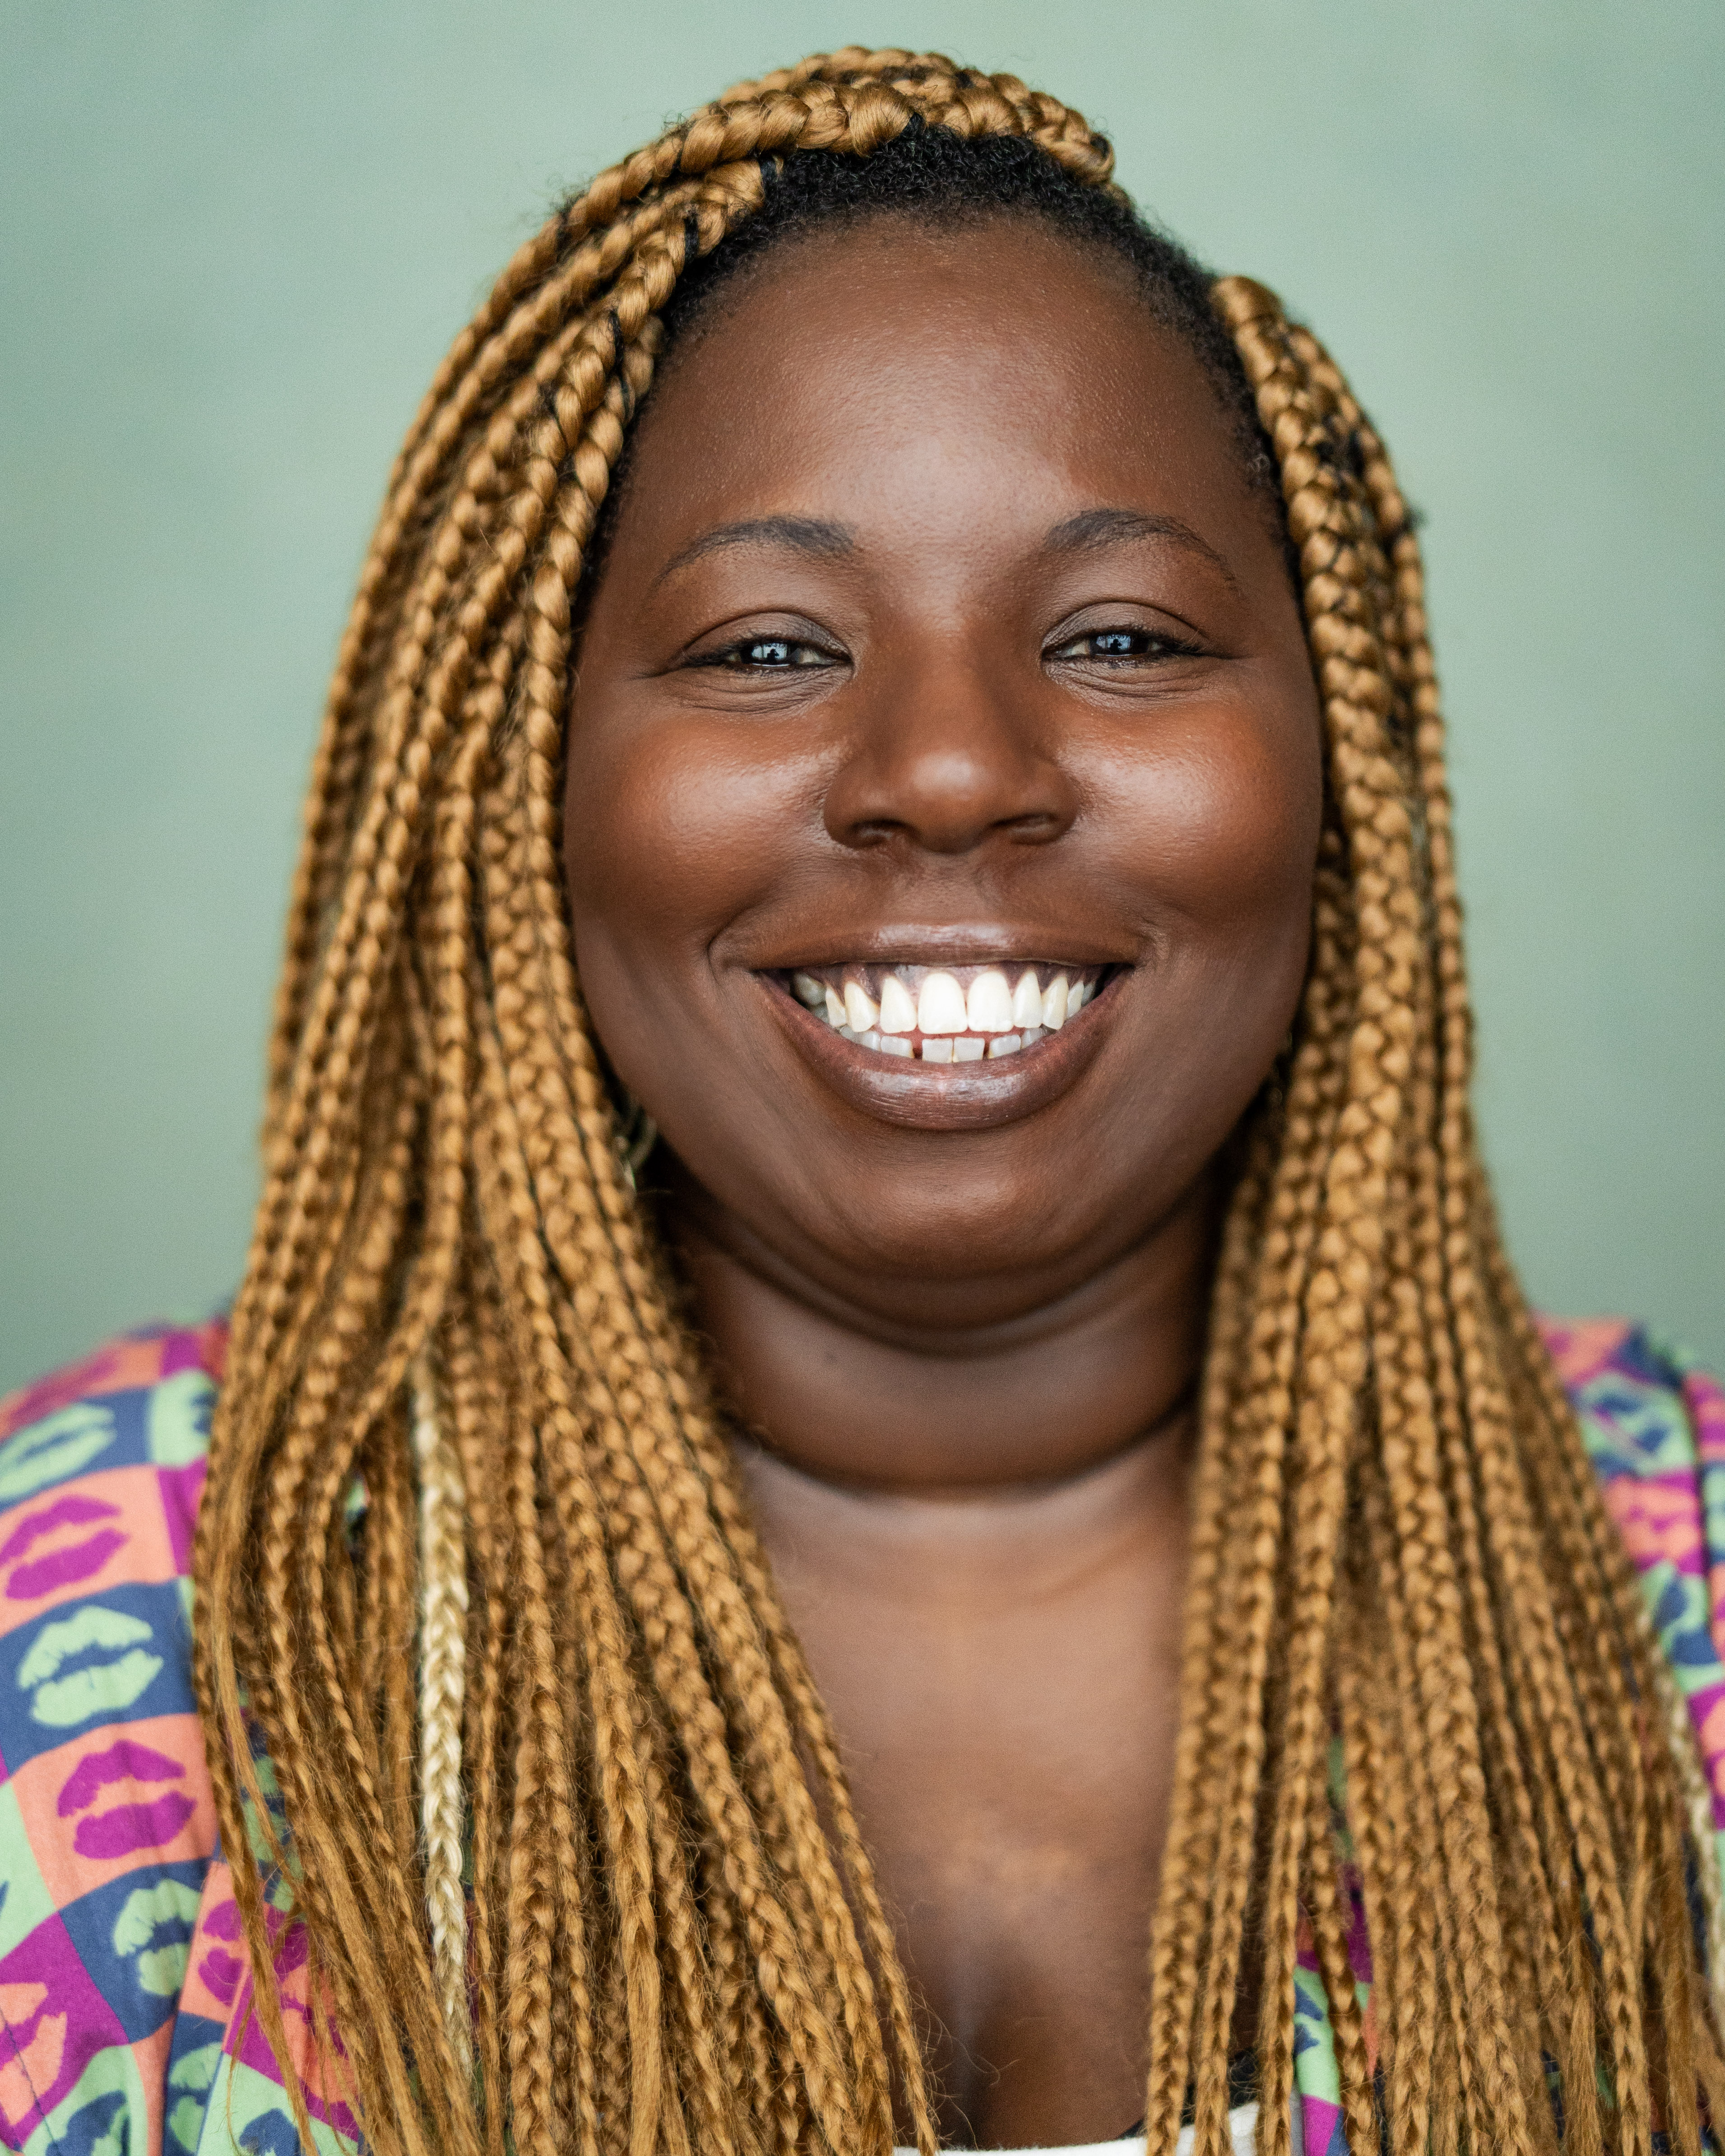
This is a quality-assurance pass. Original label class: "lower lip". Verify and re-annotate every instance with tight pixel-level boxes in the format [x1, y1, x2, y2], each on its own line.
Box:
[761, 974, 1122, 1132]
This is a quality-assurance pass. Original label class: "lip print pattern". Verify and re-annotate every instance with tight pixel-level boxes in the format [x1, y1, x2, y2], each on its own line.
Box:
[0, 1328, 208, 1446]
[189, 1890, 245, 2015]
[0, 1465, 186, 1640]
[0, 1494, 128, 1605]
[0, 1326, 226, 2149]
[0, 1359, 217, 1505]
[0, 1317, 1718, 2156]
[54, 1862, 206, 2042]
[0, 1406, 114, 1507]
[221, 1920, 366, 2150]
[0, 1918, 126, 2139]
[57, 1738, 196, 1861]
[218, 2105, 306, 2156]
[112, 1873, 203, 1998]
[164, 2031, 223, 2156]
[55, 2086, 128, 2156]
[0, 1582, 193, 1773]
[0, 1979, 68, 2136]
[17, 1607, 162, 1731]
[55, 2085, 128, 2156]
[143, 1369, 216, 1470]
[0, 1787, 57, 1966]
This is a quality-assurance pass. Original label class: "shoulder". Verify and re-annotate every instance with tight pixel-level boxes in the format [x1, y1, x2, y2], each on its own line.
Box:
[0, 1316, 225, 1775]
[0, 1318, 223, 1771]
[1540, 1314, 1725, 1545]
[0, 1322, 254, 2154]
[0, 1316, 225, 1581]
[1540, 1315, 1725, 1827]
[1540, 1313, 1725, 1627]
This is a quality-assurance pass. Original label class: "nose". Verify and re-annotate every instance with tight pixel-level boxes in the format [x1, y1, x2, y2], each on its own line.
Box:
[821, 648, 1077, 857]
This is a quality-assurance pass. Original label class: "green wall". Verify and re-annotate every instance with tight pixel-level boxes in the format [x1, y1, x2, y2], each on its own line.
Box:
[2, 0, 1720, 1393]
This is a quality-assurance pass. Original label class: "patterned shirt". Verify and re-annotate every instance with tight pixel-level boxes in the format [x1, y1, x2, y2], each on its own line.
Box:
[0, 1315, 1719, 2156]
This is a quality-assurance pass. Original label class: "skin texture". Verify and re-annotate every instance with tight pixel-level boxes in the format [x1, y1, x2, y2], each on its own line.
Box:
[566, 217, 1322, 2147]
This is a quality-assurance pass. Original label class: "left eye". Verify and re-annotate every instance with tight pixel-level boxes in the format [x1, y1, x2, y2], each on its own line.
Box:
[709, 637, 830, 669]
[1048, 627, 1192, 662]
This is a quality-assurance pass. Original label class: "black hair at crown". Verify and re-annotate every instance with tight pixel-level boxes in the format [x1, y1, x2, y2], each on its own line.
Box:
[575, 118, 1283, 601]
[656, 117, 1278, 499]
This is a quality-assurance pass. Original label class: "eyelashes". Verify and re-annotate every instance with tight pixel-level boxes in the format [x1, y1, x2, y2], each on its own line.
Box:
[1044, 626, 1206, 664]
[684, 624, 1209, 676]
[691, 635, 838, 671]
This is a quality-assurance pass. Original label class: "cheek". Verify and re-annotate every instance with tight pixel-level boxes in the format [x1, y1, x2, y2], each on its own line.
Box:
[1080, 690, 1319, 1186]
[564, 729, 719, 1104]
[565, 714, 802, 956]
[1091, 691, 1322, 947]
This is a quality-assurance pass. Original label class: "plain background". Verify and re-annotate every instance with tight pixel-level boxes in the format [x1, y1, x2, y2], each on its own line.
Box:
[2, 0, 1720, 1395]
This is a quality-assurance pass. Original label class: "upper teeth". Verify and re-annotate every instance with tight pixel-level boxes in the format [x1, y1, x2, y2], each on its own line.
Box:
[788, 963, 1100, 1062]
[879, 974, 916, 1034]
[918, 970, 968, 1036]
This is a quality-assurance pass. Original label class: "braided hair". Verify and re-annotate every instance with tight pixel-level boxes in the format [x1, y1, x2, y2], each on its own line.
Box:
[192, 46, 1725, 2156]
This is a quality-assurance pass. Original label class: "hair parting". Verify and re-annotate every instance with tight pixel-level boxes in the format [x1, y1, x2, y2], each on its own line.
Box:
[191, 45, 1725, 2156]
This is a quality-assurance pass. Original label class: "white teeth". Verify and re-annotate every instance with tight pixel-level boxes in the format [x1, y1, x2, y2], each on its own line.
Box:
[796, 963, 1103, 1061]
[878, 974, 918, 1034]
[917, 970, 969, 1036]
[966, 969, 1014, 1033]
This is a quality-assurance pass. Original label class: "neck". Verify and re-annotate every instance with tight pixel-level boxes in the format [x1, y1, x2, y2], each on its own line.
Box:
[663, 1162, 1217, 1495]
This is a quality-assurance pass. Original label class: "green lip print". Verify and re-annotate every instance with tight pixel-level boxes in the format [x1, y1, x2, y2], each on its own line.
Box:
[0, 1403, 115, 1502]
[17, 1605, 164, 1727]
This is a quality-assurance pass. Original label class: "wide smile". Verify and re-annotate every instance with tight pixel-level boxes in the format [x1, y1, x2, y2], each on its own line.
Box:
[760, 956, 1127, 1131]
[783, 960, 1108, 1061]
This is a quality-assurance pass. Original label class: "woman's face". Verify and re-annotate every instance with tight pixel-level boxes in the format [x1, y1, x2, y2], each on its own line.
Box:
[566, 217, 1322, 1326]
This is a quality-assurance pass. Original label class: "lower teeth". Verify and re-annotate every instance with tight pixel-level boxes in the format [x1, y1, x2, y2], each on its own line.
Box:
[798, 967, 1095, 1061]
[835, 1025, 1048, 1062]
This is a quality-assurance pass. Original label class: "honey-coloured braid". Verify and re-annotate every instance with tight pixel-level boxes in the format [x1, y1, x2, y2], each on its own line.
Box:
[190, 47, 1725, 2156]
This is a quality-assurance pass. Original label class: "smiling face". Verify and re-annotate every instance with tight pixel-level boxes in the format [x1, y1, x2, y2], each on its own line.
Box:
[566, 215, 1322, 1335]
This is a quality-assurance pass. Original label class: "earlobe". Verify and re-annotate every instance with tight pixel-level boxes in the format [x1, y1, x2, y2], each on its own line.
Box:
[616, 1094, 659, 1191]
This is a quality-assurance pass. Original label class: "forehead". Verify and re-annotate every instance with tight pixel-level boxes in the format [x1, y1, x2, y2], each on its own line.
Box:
[607, 217, 1258, 552]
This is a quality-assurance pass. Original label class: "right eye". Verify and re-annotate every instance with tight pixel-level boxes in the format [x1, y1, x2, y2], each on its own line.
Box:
[693, 636, 835, 671]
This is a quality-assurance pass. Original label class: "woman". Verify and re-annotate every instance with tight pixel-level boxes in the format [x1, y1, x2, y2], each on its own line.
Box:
[0, 45, 1720, 2156]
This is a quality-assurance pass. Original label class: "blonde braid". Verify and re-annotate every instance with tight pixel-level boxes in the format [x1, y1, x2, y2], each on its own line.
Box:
[412, 1353, 472, 2074]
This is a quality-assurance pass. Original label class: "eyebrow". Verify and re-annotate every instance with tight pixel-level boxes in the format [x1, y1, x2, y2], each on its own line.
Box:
[652, 515, 855, 588]
[1042, 507, 1243, 595]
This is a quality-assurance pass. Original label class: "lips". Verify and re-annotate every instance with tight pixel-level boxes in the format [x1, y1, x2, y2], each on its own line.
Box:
[760, 957, 1123, 1132]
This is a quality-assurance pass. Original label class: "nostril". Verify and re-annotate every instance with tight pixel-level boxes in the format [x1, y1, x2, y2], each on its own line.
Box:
[837, 816, 906, 849]
[1002, 810, 1065, 841]
[832, 808, 1063, 853]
